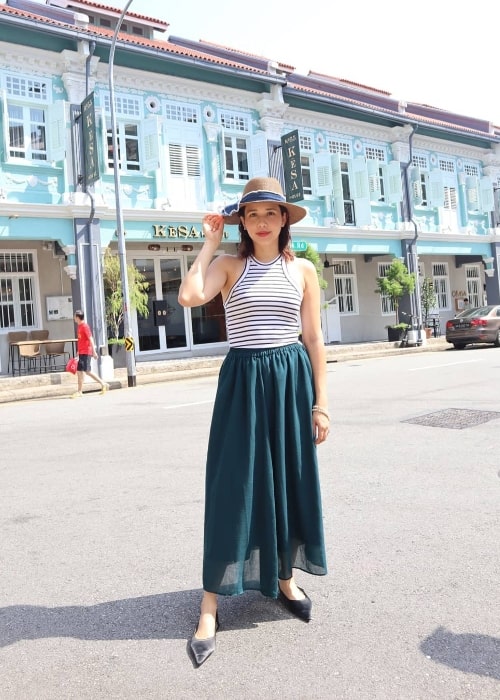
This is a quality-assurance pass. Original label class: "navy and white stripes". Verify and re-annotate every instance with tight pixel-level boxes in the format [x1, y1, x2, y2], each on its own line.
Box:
[224, 255, 302, 348]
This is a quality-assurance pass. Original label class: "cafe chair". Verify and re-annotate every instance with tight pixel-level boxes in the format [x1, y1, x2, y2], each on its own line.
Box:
[7, 331, 29, 374]
[18, 342, 42, 374]
[29, 329, 49, 341]
[44, 340, 70, 372]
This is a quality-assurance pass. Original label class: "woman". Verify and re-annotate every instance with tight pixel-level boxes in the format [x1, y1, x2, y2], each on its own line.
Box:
[178, 177, 329, 666]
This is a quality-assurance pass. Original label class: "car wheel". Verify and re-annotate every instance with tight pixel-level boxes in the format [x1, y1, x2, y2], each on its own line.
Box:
[453, 343, 466, 349]
[494, 330, 500, 348]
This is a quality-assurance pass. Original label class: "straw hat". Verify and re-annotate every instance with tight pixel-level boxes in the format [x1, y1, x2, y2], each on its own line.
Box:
[221, 177, 307, 225]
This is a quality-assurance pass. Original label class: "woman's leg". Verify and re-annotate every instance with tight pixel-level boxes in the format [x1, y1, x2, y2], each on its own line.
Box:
[194, 591, 218, 639]
[278, 575, 306, 600]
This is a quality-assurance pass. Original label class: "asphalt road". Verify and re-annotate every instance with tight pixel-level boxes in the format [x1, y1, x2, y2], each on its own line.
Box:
[1, 345, 499, 699]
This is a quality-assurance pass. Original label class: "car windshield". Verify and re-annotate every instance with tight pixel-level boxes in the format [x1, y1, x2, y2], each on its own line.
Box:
[456, 306, 495, 318]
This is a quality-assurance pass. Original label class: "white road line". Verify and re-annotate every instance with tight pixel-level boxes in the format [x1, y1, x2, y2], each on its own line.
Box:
[163, 400, 214, 409]
[409, 359, 480, 371]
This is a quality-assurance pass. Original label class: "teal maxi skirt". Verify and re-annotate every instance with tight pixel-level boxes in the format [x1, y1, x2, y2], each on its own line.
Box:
[202, 343, 327, 598]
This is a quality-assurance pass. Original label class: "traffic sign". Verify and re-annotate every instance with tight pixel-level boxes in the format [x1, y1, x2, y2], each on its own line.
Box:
[124, 336, 135, 352]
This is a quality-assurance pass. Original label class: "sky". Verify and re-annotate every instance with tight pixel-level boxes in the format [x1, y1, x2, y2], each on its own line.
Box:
[31, 0, 500, 126]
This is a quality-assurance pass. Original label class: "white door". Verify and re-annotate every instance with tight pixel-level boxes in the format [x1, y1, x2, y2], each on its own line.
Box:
[321, 295, 342, 343]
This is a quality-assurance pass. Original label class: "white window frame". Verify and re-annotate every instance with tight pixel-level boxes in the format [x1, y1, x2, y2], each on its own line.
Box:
[0, 250, 41, 330]
[431, 262, 450, 311]
[2, 73, 52, 163]
[102, 92, 143, 173]
[299, 133, 313, 196]
[219, 110, 251, 182]
[331, 258, 358, 315]
[464, 264, 481, 307]
[377, 261, 396, 315]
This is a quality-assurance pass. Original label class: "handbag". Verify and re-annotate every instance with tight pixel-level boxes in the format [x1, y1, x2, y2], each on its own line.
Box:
[65, 357, 78, 374]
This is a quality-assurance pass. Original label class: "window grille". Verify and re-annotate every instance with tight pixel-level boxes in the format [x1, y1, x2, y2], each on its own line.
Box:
[220, 112, 249, 132]
[6, 75, 48, 101]
[438, 158, 455, 173]
[164, 103, 199, 124]
[443, 186, 457, 210]
[465, 265, 481, 307]
[328, 140, 351, 157]
[0, 253, 36, 329]
[412, 155, 428, 170]
[332, 259, 357, 314]
[365, 146, 386, 162]
[464, 163, 479, 177]
[103, 93, 141, 118]
[432, 262, 449, 310]
[378, 262, 396, 314]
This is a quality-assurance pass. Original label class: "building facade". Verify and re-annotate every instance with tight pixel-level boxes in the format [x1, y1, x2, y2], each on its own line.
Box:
[1, 0, 500, 373]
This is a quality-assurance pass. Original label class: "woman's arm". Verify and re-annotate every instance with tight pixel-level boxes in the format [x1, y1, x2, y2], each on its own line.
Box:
[297, 259, 330, 444]
[178, 214, 228, 308]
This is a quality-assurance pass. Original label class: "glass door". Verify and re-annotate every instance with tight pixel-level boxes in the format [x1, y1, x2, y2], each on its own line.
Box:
[160, 258, 186, 349]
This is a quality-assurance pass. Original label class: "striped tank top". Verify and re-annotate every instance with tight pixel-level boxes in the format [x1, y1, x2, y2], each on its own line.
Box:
[224, 254, 303, 348]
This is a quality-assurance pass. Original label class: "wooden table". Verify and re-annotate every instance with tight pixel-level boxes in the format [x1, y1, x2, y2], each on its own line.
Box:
[8, 338, 77, 376]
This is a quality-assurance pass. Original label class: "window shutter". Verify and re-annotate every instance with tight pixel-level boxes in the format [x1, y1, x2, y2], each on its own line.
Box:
[218, 127, 226, 180]
[249, 131, 269, 177]
[47, 100, 67, 162]
[479, 176, 494, 213]
[0, 90, 10, 161]
[98, 112, 110, 174]
[410, 166, 423, 206]
[465, 175, 480, 211]
[426, 170, 445, 208]
[331, 152, 345, 225]
[351, 156, 372, 226]
[312, 151, 333, 197]
[367, 159, 381, 202]
[382, 160, 403, 204]
[141, 116, 161, 172]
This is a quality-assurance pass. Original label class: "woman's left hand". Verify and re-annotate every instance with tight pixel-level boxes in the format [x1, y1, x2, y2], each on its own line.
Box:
[313, 412, 330, 444]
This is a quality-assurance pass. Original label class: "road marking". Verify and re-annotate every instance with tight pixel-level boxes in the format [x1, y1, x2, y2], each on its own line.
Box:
[163, 400, 214, 409]
[409, 359, 480, 371]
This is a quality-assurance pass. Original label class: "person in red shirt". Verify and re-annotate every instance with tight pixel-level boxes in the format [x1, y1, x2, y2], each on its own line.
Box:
[72, 310, 109, 398]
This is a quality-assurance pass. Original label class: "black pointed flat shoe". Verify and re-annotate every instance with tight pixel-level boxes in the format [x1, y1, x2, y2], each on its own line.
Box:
[278, 587, 312, 622]
[189, 612, 220, 667]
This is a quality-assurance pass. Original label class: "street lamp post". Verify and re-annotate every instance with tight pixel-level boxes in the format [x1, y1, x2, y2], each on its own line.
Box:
[109, 0, 136, 386]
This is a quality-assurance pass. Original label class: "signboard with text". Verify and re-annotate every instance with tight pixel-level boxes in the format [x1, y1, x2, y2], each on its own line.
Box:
[81, 92, 99, 186]
[280, 129, 304, 203]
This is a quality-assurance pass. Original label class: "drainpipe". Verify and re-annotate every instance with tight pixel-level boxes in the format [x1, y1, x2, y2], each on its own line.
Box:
[402, 124, 424, 341]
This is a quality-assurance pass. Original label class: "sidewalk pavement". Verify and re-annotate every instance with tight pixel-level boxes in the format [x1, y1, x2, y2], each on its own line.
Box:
[0, 336, 450, 404]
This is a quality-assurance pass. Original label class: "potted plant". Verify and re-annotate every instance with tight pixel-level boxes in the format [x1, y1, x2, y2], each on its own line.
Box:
[375, 258, 415, 341]
[102, 249, 150, 366]
[420, 277, 438, 338]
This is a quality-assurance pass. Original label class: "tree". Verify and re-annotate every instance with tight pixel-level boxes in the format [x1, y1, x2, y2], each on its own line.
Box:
[420, 277, 438, 326]
[295, 244, 328, 290]
[102, 249, 150, 343]
[375, 258, 415, 325]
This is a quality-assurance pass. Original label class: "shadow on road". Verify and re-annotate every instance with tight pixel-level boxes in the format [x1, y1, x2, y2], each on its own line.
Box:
[0, 589, 288, 648]
[421, 626, 500, 679]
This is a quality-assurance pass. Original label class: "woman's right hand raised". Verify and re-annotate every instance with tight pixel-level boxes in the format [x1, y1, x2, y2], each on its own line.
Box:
[202, 213, 225, 246]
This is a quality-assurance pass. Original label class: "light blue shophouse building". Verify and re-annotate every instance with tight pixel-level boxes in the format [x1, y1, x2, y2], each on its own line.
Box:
[0, 0, 499, 373]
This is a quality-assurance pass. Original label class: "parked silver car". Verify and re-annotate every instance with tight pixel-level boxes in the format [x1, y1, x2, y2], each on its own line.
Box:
[445, 305, 500, 349]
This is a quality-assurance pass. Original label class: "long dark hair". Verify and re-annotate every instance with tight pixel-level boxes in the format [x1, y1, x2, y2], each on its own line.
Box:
[237, 205, 294, 261]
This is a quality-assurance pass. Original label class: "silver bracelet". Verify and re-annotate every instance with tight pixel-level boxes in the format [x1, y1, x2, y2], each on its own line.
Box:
[312, 405, 330, 421]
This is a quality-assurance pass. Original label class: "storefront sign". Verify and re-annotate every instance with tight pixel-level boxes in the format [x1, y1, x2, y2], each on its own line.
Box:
[292, 240, 307, 252]
[281, 129, 304, 203]
[152, 225, 228, 239]
[81, 92, 99, 186]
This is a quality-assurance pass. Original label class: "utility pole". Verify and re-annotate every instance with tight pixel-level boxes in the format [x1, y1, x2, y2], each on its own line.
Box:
[109, 0, 136, 386]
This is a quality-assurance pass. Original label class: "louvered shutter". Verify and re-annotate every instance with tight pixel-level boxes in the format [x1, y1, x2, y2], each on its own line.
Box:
[465, 175, 480, 211]
[382, 160, 403, 204]
[249, 131, 269, 177]
[479, 176, 494, 213]
[351, 156, 372, 226]
[0, 90, 10, 161]
[47, 100, 67, 163]
[367, 159, 381, 202]
[312, 151, 333, 196]
[426, 170, 445, 208]
[331, 152, 345, 225]
[218, 127, 226, 180]
[410, 166, 423, 206]
[141, 116, 161, 172]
